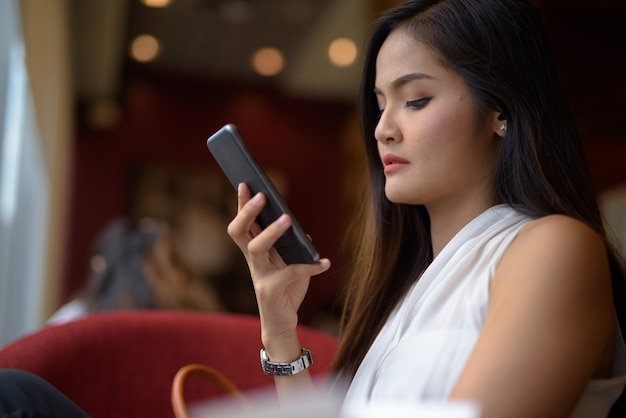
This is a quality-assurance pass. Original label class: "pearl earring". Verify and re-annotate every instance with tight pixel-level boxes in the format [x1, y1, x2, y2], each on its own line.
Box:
[500, 123, 507, 133]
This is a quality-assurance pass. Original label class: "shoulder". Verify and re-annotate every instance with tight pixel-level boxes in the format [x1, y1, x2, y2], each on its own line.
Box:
[492, 213, 613, 327]
[519, 214, 604, 248]
[499, 215, 609, 277]
[46, 299, 88, 326]
[501, 214, 608, 277]
[496, 213, 611, 286]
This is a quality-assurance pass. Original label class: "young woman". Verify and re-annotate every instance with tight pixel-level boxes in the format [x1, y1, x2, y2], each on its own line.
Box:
[228, 0, 626, 417]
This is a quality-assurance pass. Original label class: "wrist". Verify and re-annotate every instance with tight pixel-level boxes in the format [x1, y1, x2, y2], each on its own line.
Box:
[261, 331, 301, 363]
[260, 347, 313, 376]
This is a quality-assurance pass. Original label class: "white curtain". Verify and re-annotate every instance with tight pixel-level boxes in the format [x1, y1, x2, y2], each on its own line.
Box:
[0, 0, 49, 347]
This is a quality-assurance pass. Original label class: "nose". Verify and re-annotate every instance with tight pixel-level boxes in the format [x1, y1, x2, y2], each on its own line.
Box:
[374, 108, 399, 144]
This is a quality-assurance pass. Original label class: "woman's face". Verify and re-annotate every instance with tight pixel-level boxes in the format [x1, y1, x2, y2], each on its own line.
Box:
[143, 229, 190, 309]
[374, 28, 502, 213]
[143, 227, 225, 312]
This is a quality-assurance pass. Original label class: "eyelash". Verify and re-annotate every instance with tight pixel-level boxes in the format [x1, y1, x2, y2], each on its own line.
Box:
[406, 97, 432, 110]
[376, 97, 432, 121]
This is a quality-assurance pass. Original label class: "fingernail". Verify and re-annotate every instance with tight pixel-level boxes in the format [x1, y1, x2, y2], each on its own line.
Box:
[250, 193, 262, 204]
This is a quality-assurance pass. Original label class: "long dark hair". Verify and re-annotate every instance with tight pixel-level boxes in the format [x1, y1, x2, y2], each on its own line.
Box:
[333, 0, 626, 405]
[82, 218, 163, 312]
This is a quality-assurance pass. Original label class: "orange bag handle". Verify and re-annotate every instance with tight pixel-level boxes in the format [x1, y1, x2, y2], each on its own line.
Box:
[171, 363, 250, 418]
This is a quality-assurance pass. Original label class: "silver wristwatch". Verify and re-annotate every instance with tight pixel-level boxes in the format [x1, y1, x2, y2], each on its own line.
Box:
[260, 348, 313, 376]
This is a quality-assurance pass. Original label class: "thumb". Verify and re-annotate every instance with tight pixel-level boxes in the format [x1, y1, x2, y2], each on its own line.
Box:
[297, 258, 331, 278]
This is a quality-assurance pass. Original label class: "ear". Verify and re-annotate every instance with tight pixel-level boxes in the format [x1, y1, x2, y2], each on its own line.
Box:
[493, 112, 507, 138]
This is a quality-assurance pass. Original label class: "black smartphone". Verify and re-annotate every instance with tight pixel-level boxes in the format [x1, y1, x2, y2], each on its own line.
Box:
[207, 124, 320, 265]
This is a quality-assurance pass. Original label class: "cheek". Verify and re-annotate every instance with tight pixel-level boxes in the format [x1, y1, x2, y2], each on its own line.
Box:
[424, 99, 482, 150]
[437, 96, 474, 130]
[406, 110, 486, 183]
[405, 110, 453, 159]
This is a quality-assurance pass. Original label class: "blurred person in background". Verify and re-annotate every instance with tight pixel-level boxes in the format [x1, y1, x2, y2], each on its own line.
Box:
[48, 217, 223, 325]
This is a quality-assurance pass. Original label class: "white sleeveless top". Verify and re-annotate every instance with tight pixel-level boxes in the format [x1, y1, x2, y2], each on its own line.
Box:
[343, 205, 626, 417]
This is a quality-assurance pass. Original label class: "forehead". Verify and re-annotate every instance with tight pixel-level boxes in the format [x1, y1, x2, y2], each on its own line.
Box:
[375, 28, 448, 85]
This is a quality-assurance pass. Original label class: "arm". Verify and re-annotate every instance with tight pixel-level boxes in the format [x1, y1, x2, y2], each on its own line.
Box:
[227, 183, 331, 399]
[450, 215, 615, 418]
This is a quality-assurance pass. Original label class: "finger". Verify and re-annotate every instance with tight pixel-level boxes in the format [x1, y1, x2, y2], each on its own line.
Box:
[307, 258, 332, 276]
[247, 214, 291, 264]
[236, 182, 252, 211]
[228, 191, 265, 248]
[249, 222, 262, 239]
[267, 247, 286, 269]
[260, 258, 332, 289]
[291, 258, 332, 278]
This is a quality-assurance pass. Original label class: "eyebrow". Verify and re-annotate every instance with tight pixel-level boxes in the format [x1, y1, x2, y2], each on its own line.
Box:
[373, 72, 435, 94]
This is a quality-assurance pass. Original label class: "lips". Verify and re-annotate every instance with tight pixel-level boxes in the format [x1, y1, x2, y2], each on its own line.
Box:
[382, 153, 409, 174]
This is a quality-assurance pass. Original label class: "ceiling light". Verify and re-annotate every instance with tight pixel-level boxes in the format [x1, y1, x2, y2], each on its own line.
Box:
[140, 0, 174, 8]
[251, 47, 285, 77]
[129, 34, 161, 63]
[328, 37, 358, 68]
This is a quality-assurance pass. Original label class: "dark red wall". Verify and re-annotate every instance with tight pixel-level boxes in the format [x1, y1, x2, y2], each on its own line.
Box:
[543, 7, 626, 192]
[63, 75, 355, 324]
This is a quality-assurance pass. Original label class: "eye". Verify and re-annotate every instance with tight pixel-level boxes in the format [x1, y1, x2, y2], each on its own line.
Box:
[406, 97, 432, 110]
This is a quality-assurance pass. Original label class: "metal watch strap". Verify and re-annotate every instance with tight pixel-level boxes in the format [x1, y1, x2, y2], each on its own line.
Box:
[260, 348, 313, 376]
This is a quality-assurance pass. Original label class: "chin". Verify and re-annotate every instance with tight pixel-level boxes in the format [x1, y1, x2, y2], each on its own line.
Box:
[384, 189, 417, 205]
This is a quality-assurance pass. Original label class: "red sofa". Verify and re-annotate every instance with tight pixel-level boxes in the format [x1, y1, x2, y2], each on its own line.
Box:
[0, 310, 338, 418]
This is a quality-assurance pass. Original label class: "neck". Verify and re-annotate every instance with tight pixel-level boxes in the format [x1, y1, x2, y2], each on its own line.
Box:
[428, 196, 497, 258]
